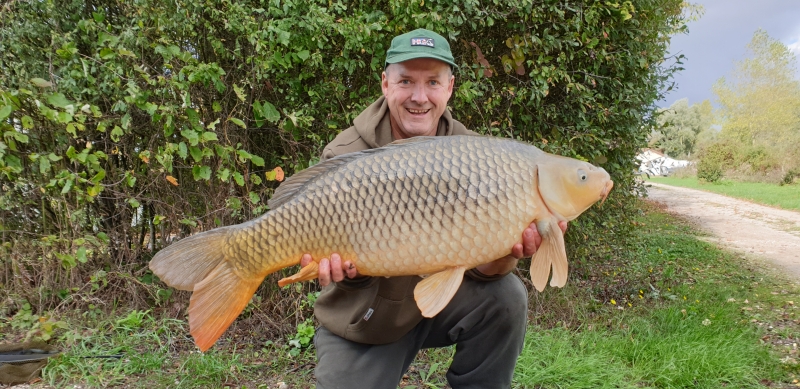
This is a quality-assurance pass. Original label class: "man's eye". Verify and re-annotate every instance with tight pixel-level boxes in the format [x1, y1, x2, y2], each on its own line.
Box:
[429, 80, 439, 86]
[400, 80, 411, 85]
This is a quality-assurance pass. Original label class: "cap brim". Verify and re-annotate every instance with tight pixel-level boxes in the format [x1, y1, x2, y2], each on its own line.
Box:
[385, 53, 458, 68]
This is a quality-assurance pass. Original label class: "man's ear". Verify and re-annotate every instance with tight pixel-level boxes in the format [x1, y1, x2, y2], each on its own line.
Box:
[381, 71, 389, 96]
[446, 74, 455, 96]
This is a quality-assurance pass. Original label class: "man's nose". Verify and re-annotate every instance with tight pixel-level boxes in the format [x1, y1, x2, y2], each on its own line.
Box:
[410, 83, 428, 104]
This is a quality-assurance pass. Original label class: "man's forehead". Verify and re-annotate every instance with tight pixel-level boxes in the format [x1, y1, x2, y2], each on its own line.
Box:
[386, 59, 452, 76]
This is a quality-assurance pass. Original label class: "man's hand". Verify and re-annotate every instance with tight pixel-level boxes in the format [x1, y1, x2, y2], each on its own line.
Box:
[300, 253, 359, 287]
[475, 221, 568, 276]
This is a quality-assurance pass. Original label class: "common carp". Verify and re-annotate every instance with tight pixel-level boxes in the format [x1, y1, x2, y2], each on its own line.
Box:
[149, 135, 613, 351]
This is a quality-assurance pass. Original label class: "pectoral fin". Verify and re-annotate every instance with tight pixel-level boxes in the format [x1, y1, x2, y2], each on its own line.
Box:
[277, 261, 320, 287]
[530, 219, 568, 291]
[414, 266, 467, 317]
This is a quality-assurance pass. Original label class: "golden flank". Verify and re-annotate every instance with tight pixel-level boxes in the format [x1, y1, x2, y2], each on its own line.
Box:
[149, 135, 614, 351]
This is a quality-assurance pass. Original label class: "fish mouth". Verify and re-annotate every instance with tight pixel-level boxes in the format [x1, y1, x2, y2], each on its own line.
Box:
[600, 180, 614, 204]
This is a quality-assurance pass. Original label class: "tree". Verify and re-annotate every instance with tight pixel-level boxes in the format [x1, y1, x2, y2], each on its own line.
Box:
[712, 29, 800, 171]
[650, 98, 713, 158]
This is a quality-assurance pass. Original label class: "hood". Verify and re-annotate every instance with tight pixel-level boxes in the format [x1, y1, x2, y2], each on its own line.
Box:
[352, 96, 467, 148]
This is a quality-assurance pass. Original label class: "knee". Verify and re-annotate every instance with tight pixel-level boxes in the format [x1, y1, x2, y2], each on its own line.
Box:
[488, 274, 528, 329]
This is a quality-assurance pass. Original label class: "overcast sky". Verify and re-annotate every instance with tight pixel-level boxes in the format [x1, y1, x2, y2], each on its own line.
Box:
[658, 0, 800, 108]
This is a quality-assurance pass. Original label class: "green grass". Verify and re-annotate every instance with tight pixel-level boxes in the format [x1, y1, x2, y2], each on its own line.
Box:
[647, 176, 800, 211]
[3, 202, 798, 388]
[514, 206, 799, 388]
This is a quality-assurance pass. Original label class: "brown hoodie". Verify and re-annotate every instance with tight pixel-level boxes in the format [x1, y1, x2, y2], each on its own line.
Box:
[314, 97, 510, 345]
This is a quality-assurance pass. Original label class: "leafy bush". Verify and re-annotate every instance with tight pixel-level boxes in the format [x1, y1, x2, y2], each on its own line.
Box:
[696, 159, 723, 183]
[781, 168, 799, 186]
[1, 0, 686, 312]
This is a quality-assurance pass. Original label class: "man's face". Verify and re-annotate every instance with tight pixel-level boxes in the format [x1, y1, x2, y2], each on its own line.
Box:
[382, 58, 455, 139]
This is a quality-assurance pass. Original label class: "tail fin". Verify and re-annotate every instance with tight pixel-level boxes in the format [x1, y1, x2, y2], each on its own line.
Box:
[188, 261, 262, 351]
[149, 226, 263, 351]
[149, 227, 233, 291]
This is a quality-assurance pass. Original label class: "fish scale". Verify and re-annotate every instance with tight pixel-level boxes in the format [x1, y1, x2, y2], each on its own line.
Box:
[149, 135, 613, 351]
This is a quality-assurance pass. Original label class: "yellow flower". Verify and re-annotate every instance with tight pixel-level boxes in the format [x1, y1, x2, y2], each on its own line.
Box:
[610, 299, 617, 305]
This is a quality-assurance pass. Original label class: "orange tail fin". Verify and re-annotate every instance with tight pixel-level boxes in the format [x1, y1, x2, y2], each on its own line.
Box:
[188, 261, 262, 351]
[149, 226, 268, 351]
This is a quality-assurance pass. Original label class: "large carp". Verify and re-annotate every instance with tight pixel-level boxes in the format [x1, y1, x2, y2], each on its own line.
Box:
[150, 135, 613, 351]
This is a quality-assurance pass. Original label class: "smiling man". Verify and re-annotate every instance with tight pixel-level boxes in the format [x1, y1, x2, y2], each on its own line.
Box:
[302, 29, 566, 389]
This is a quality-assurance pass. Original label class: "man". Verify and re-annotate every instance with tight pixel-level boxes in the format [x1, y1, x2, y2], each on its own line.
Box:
[300, 29, 567, 389]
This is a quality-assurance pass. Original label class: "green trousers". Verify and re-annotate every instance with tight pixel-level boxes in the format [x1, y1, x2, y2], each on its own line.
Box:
[314, 274, 528, 389]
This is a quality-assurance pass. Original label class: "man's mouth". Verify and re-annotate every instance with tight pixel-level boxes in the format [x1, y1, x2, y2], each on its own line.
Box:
[406, 108, 430, 115]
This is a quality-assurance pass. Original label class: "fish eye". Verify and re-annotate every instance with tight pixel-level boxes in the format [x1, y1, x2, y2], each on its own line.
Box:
[578, 169, 587, 182]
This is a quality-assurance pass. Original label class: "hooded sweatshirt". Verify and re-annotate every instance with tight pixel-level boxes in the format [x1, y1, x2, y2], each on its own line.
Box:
[314, 97, 510, 345]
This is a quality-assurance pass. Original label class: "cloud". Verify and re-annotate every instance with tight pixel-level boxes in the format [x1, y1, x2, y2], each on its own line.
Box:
[788, 39, 800, 56]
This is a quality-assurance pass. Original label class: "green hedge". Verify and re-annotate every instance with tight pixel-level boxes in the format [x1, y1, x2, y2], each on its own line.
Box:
[0, 0, 685, 308]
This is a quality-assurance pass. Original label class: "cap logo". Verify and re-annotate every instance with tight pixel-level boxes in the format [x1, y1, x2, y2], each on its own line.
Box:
[410, 37, 435, 47]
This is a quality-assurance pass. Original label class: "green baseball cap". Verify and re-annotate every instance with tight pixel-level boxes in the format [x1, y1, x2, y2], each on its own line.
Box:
[385, 28, 457, 68]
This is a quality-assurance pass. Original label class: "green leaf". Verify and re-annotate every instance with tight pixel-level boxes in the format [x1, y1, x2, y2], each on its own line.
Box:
[48, 153, 62, 162]
[31, 78, 53, 88]
[181, 129, 199, 146]
[0, 105, 11, 121]
[86, 184, 102, 197]
[111, 126, 124, 142]
[189, 146, 202, 162]
[127, 198, 141, 208]
[99, 48, 116, 59]
[91, 170, 106, 183]
[248, 191, 260, 204]
[233, 172, 245, 186]
[206, 118, 220, 130]
[97, 232, 109, 244]
[47, 93, 72, 108]
[61, 178, 74, 194]
[125, 173, 136, 188]
[21, 116, 33, 129]
[153, 215, 166, 225]
[234, 84, 246, 102]
[57, 111, 73, 124]
[178, 142, 188, 158]
[192, 165, 211, 181]
[118, 47, 136, 57]
[250, 154, 265, 166]
[202, 131, 218, 142]
[260, 101, 281, 123]
[217, 168, 230, 182]
[121, 113, 131, 129]
[229, 118, 246, 128]
[297, 50, 310, 61]
[250, 173, 262, 185]
[39, 157, 51, 174]
[212, 101, 222, 113]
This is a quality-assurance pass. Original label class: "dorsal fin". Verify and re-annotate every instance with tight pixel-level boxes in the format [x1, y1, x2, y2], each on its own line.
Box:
[267, 136, 441, 210]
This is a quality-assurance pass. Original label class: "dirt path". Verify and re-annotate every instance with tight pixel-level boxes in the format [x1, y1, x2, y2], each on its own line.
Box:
[645, 182, 800, 279]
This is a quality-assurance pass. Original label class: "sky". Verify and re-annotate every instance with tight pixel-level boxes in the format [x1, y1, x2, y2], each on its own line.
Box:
[658, 0, 800, 108]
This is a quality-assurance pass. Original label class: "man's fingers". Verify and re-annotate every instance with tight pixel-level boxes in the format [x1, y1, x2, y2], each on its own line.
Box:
[330, 253, 344, 282]
[510, 243, 524, 259]
[318, 258, 331, 287]
[559, 221, 568, 234]
[300, 253, 312, 267]
[522, 224, 539, 257]
[343, 261, 358, 279]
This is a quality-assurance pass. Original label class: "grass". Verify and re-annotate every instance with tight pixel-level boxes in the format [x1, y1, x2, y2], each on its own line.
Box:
[514, 206, 795, 388]
[647, 176, 800, 211]
[2, 201, 798, 388]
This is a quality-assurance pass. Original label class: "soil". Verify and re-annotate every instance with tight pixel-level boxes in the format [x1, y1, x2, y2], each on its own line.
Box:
[645, 182, 800, 280]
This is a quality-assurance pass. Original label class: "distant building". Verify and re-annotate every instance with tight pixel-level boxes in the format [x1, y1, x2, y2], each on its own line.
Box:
[636, 148, 692, 176]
